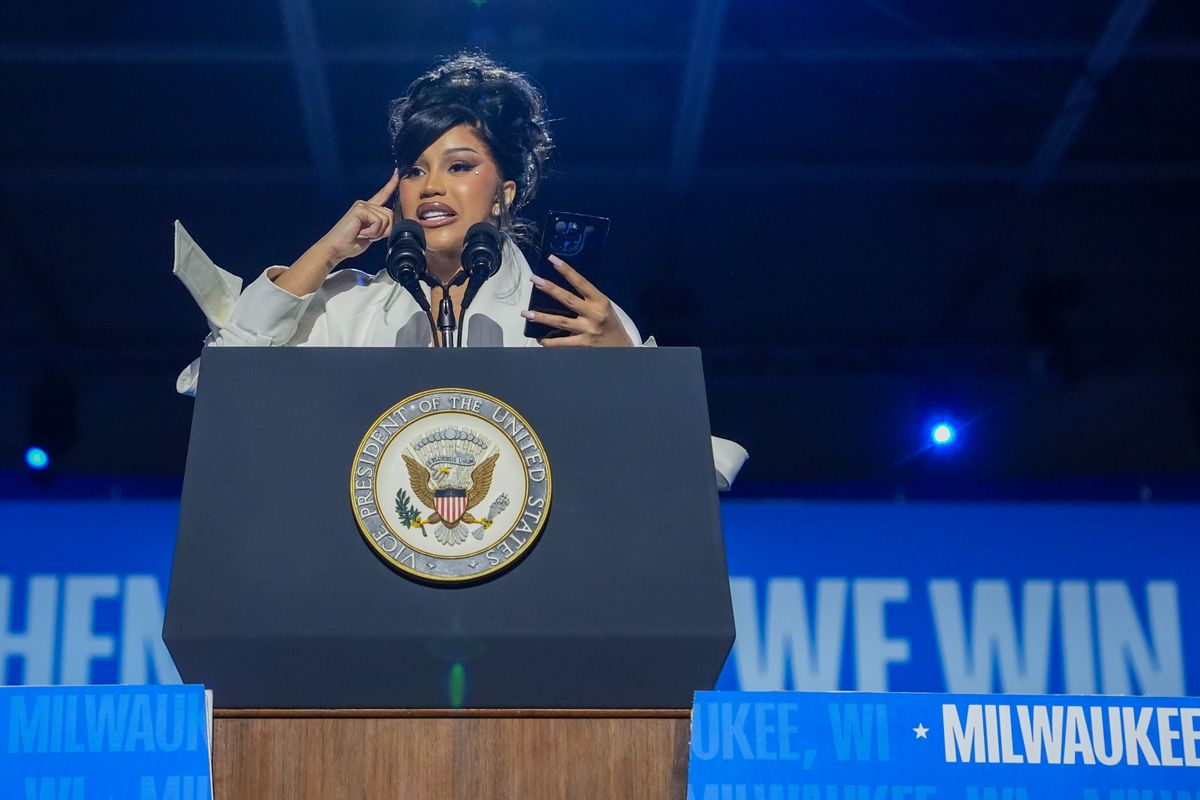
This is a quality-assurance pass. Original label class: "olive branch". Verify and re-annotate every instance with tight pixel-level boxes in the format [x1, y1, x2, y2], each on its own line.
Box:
[394, 488, 428, 537]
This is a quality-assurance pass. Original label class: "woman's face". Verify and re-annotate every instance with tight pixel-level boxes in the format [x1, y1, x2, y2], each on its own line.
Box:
[398, 123, 518, 255]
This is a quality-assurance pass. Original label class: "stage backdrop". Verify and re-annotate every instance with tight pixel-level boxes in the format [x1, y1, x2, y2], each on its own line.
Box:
[1, 500, 1196, 695]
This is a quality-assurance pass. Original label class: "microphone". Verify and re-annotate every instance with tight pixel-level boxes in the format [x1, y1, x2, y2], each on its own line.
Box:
[459, 222, 503, 315]
[384, 219, 430, 313]
[384, 218, 441, 346]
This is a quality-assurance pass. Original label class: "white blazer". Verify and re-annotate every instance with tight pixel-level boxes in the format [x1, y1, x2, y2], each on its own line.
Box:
[172, 221, 747, 488]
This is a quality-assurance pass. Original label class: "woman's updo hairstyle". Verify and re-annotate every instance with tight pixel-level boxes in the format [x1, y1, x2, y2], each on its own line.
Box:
[388, 52, 553, 241]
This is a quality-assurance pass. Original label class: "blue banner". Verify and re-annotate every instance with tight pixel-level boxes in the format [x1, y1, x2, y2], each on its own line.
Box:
[1, 501, 180, 687]
[1, 499, 1197, 695]
[716, 502, 1198, 696]
[0, 684, 211, 799]
[688, 690, 1200, 798]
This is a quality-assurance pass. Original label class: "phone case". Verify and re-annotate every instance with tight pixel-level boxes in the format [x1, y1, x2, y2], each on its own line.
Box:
[524, 211, 610, 340]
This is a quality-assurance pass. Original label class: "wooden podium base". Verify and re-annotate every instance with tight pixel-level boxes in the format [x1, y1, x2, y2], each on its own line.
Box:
[213, 709, 691, 799]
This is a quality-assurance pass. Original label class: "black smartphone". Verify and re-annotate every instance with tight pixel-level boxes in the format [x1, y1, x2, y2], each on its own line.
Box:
[524, 210, 610, 340]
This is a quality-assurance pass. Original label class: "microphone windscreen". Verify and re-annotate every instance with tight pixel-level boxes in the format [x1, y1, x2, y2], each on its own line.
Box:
[465, 220, 500, 243]
[389, 218, 426, 250]
[386, 219, 427, 285]
[462, 222, 502, 278]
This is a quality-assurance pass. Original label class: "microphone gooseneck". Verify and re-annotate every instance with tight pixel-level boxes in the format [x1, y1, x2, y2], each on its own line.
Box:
[437, 289, 456, 348]
[437, 271, 469, 348]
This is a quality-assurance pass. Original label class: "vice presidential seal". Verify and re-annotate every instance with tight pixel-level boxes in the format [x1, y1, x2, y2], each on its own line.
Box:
[350, 388, 551, 583]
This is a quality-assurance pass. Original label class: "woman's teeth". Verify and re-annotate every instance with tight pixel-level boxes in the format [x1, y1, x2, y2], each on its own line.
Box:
[418, 211, 457, 227]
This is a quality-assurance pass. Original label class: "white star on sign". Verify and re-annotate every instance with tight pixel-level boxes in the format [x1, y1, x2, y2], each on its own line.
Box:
[913, 723, 929, 739]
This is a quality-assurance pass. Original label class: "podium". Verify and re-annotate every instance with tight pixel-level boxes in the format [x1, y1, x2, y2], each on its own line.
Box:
[165, 347, 730, 794]
[213, 708, 690, 799]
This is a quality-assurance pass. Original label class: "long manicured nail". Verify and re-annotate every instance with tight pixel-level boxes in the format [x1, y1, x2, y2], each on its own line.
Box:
[530, 275, 546, 288]
[520, 310, 535, 319]
[548, 255, 564, 268]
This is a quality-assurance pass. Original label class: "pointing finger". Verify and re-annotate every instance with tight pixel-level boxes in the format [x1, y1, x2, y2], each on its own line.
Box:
[367, 169, 400, 206]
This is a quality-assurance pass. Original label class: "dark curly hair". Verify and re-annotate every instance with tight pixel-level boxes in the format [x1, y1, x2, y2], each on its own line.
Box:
[388, 52, 553, 242]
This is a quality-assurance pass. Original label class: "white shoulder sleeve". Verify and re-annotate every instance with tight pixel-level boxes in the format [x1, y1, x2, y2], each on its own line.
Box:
[172, 220, 242, 329]
[173, 221, 324, 395]
[219, 267, 318, 345]
[711, 436, 749, 491]
[609, 302, 644, 348]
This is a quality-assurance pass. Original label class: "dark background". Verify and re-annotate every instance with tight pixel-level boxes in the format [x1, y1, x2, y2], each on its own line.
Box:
[1, 0, 1197, 499]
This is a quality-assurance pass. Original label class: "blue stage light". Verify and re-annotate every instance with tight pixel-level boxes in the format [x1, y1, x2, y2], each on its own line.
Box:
[25, 446, 50, 470]
[930, 423, 956, 446]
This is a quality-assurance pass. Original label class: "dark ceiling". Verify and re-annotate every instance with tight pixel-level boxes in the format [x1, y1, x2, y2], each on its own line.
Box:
[1, 0, 1198, 496]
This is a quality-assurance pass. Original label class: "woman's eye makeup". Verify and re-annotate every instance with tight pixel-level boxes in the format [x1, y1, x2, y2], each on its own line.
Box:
[399, 161, 479, 179]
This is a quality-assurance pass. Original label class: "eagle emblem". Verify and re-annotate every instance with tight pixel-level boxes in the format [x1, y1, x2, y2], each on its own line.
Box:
[352, 389, 551, 582]
[395, 426, 506, 546]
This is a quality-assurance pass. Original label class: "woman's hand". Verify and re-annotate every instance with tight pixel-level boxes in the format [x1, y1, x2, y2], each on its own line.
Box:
[520, 255, 635, 347]
[317, 171, 400, 265]
[274, 172, 398, 297]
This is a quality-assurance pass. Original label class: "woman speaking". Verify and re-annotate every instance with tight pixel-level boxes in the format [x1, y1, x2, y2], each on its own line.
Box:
[176, 51, 637, 384]
[174, 51, 745, 487]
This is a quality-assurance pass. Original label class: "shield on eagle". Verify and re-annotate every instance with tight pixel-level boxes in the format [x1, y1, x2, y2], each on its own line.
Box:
[434, 489, 468, 526]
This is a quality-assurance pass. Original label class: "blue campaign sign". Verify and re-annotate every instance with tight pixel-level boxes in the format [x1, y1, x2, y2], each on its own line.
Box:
[688, 690, 1200, 799]
[1, 501, 180, 687]
[2, 498, 1197, 697]
[0, 684, 211, 799]
[716, 501, 1200, 696]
